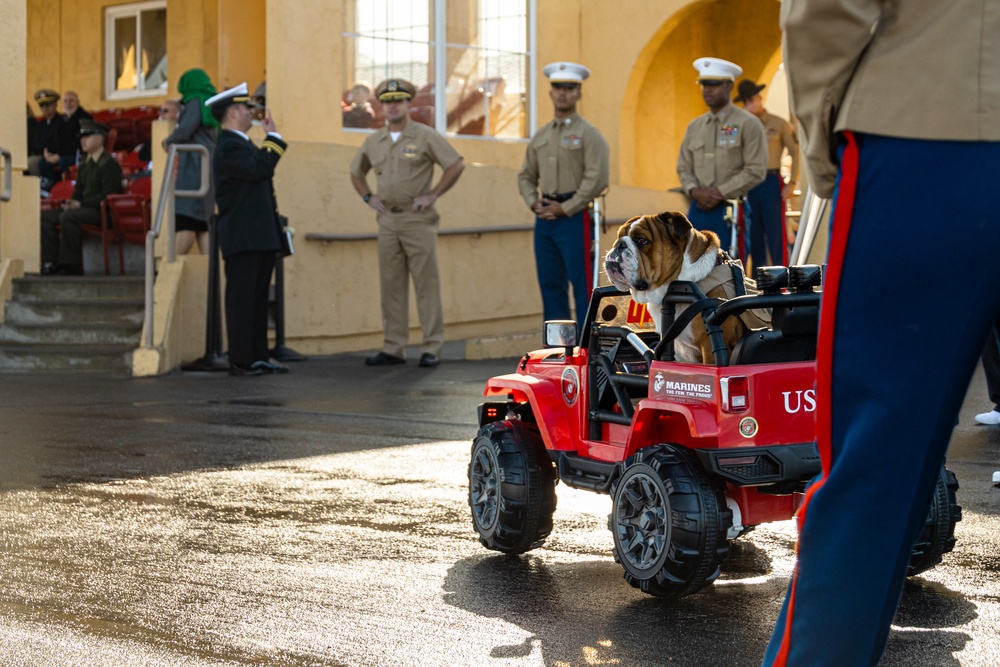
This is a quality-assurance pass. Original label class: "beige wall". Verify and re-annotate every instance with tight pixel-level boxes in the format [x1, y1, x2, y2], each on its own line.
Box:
[217, 0, 265, 92]
[1, 0, 38, 267]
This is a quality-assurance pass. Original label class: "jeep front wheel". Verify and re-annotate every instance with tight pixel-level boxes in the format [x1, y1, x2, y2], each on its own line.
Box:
[468, 420, 557, 554]
[610, 444, 732, 598]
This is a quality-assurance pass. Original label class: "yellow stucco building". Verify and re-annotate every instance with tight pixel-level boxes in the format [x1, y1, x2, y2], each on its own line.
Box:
[1, 0, 792, 374]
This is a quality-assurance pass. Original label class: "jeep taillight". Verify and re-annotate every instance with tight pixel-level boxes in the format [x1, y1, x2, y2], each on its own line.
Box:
[721, 376, 749, 413]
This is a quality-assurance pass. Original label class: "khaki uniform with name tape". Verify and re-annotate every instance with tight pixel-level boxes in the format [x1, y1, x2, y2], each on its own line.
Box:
[350, 120, 462, 358]
[677, 103, 767, 200]
[517, 112, 609, 217]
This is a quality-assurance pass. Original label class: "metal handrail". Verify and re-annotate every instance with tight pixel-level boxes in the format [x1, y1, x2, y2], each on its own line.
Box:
[0, 147, 11, 202]
[302, 217, 635, 243]
[143, 144, 210, 348]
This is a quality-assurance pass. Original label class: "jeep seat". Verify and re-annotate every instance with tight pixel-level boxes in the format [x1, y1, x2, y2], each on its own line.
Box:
[730, 302, 818, 365]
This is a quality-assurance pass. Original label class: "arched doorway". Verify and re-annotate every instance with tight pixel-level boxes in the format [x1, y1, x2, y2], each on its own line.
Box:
[619, 0, 782, 191]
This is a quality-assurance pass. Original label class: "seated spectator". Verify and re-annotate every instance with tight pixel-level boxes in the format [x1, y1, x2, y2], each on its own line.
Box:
[27, 89, 65, 191]
[134, 98, 181, 164]
[26, 103, 39, 171]
[39, 120, 123, 276]
[60, 91, 93, 173]
[343, 81, 376, 128]
[159, 98, 182, 121]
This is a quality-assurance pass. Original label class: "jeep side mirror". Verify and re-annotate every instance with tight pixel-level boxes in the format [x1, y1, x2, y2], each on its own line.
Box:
[543, 320, 577, 350]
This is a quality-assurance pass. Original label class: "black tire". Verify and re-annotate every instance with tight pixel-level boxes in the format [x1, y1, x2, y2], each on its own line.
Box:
[610, 444, 732, 598]
[468, 420, 557, 554]
[907, 465, 961, 576]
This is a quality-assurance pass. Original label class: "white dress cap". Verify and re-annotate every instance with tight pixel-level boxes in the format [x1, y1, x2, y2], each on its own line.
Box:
[205, 82, 250, 108]
[692, 57, 743, 82]
[543, 62, 591, 84]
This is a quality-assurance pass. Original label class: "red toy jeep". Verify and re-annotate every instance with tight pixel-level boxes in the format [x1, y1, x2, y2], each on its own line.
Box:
[468, 265, 960, 598]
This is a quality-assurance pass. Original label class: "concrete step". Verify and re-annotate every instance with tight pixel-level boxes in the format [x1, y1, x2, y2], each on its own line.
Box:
[0, 322, 142, 346]
[4, 299, 145, 325]
[12, 275, 145, 302]
[0, 344, 134, 372]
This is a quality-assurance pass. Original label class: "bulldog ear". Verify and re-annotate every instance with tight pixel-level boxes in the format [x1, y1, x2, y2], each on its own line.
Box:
[654, 211, 693, 241]
[619, 215, 641, 237]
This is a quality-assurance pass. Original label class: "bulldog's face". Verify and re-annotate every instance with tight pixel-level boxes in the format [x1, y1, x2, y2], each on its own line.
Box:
[604, 211, 720, 299]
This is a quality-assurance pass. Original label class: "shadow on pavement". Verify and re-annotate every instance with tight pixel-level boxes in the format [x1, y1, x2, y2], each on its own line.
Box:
[0, 354, 517, 491]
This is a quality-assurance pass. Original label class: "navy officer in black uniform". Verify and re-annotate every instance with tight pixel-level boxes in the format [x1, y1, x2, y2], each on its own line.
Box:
[207, 82, 290, 376]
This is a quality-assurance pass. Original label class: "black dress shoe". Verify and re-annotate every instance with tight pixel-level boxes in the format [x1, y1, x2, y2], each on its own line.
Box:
[365, 351, 405, 366]
[418, 353, 440, 368]
[56, 265, 84, 276]
[229, 363, 264, 376]
[40, 262, 58, 276]
[252, 360, 290, 374]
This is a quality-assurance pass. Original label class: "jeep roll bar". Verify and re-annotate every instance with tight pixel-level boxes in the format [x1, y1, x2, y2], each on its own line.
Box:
[706, 292, 821, 327]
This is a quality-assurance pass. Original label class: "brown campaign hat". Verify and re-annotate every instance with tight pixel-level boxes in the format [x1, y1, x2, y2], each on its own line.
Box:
[734, 79, 766, 103]
[375, 79, 416, 102]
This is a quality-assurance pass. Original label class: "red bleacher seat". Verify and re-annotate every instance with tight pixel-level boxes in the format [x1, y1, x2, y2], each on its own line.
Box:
[128, 176, 152, 197]
[50, 179, 74, 199]
[105, 117, 138, 152]
[91, 109, 120, 122]
[135, 116, 155, 147]
[92, 194, 151, 275]
[121, 106, 157, 119]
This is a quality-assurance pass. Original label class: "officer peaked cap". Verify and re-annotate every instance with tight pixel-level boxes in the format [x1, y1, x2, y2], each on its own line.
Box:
[543, 62, 590, 85]
[693, 57, 742, 82]
[375, 79, 416, 102]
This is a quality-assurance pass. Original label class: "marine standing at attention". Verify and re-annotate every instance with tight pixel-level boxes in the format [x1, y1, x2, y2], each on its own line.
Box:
[518, 61, 609, 325]
[677, 57, 766, 246]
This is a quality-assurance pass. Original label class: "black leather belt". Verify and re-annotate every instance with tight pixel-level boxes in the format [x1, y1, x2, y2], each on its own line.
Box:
[767, 169, 781, 175]
[542, 191, 576, 203]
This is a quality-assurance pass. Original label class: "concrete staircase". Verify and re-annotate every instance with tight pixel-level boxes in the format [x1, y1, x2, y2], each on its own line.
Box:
[0, 275, 144, 372]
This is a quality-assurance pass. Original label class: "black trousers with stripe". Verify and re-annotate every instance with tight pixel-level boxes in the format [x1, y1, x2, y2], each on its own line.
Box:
[224, 250, 276, 366]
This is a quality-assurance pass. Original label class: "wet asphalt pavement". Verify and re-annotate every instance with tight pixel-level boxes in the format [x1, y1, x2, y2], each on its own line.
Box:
[0, 352, 999, 666]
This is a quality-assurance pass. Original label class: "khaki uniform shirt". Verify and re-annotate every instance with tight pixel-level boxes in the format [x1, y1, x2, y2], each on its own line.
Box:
[782, 0, 1000, 197]
[677, 103, 767, 200]
[518, 112, 609, 217]
[350, 119, 462, 222]
[762, 111, 800, 183]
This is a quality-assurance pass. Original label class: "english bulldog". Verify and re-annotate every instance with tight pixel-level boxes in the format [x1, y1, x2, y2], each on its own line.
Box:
[604, 211, 751, 364]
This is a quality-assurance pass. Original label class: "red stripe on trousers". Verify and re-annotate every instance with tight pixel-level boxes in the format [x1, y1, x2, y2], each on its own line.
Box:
[774, 131, 861, 667]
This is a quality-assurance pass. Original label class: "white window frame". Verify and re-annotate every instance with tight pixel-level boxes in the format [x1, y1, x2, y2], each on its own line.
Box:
[104, 0, 168, 101]
[343, 0, 536, 140]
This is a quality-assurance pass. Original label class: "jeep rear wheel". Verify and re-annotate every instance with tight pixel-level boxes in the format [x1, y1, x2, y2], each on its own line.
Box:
[908, 465, 961, 576]
[468, 420, 557, 554]
[610, 444, 732, 598]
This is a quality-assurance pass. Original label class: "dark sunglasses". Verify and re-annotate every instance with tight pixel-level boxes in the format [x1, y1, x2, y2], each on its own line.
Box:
[551, 83, 580, 91]
[698, 80, 727, 87]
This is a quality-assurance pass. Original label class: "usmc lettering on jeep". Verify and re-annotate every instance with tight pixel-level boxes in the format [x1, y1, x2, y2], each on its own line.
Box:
[782, 389, 816, 414]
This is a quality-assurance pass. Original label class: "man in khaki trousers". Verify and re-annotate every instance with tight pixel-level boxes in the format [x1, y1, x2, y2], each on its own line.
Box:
[350, 79, 464, 368]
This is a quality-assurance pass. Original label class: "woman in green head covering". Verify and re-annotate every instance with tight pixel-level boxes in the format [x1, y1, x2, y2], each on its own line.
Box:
[163, 67, 219, 255]
[177, 68, 219, 129]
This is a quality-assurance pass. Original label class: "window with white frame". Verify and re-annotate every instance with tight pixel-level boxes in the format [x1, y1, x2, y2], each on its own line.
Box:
[342, 0, 534, 139]
[105, 1, 168, 100]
